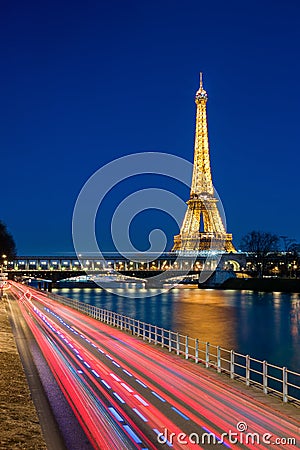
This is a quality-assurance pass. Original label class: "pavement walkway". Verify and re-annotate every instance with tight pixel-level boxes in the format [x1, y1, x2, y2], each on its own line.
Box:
[0, 294, 46, 450]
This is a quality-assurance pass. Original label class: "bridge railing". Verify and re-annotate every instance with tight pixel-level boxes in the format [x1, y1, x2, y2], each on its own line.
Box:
[14, 285, 300, 406]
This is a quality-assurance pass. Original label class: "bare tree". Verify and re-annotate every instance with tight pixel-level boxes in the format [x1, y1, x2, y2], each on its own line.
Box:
[288, 243, 300, 256]
[279, 236, 296, 276]
[240, 231, 279, 277]
[0, 221, 17, 260]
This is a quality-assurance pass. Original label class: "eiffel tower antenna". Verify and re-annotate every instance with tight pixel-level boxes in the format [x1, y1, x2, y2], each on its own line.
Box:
[172, 74, 235, 253]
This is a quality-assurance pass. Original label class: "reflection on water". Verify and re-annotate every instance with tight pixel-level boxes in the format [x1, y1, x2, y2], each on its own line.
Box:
[53, 287, 300, 372]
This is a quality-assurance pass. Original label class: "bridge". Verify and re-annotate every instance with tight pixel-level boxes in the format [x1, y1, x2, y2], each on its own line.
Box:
[7, 282, 300, 449]
[5, 252, 246, 283]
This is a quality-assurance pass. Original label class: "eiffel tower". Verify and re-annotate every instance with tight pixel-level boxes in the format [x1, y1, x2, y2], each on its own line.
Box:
[173, 74, 235, 253]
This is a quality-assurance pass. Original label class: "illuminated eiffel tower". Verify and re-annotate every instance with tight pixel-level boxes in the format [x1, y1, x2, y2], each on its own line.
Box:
[173, 74, 235, 252]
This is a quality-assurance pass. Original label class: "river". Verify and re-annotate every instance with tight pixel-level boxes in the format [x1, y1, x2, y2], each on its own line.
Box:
[53, 287, 300, 372]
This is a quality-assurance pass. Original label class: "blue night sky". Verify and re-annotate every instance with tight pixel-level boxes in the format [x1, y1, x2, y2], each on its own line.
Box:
[1, 0, 300, 255]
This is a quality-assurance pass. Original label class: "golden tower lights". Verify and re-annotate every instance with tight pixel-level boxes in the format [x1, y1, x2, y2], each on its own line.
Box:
[173, 74, 235, 252]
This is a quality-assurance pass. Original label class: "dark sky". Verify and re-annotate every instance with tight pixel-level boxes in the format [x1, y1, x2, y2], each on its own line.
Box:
[1, 0, 300, 255]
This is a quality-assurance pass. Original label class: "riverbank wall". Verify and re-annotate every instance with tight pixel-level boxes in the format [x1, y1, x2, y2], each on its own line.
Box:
[220, 277, 300, 293]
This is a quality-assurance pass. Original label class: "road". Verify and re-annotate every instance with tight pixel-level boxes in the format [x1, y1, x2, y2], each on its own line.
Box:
[7, 291, 94, 450]
[9, 282, 300, 449]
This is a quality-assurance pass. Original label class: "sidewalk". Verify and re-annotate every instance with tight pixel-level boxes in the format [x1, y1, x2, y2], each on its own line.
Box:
[0, 295, 46, 449]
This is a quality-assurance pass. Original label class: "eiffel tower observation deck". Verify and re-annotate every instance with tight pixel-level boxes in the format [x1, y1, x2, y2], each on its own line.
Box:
[173, 74, 236, 253]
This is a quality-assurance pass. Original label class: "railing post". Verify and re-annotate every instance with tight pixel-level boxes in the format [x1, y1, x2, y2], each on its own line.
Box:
[283, 367, 288, 403]
[205, 342, 210, 368]
[161, 329, 164, 348]
[149, 325, 152, 343]
[169, 330, 172, 352]
[246, 355, 250, 386]
[137, 320, 140, 336]
[130, 318, 133, 334]
[185, 336, 189, 359]
[217, 346, 221, 373]
[143, 322, 146, 340]
[154, 326, 158, 345]
[195, 338, 199, 364]
[230, 350, 235, 379]
[176, 332, 180, 355]
[263, 360, 268, 394]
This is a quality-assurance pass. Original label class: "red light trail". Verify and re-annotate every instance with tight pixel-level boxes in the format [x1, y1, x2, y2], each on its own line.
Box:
[9, 283, 300, 449]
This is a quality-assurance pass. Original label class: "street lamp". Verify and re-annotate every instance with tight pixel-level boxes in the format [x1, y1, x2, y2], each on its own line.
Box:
[1, 254, 7, 273]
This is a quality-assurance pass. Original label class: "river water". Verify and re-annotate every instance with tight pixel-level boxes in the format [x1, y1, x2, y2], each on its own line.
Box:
[53, 287, 300, 373]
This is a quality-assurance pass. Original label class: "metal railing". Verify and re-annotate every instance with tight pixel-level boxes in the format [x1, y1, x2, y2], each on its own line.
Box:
[13, 284, 300, 406]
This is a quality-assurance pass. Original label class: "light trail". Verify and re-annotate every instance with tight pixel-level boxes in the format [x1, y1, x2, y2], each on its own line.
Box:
[9, 283, 300, 449]
[17, 298, 145, 449]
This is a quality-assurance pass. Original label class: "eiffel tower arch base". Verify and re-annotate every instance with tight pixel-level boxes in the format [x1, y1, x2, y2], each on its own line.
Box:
[173, 233, 236, 253]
